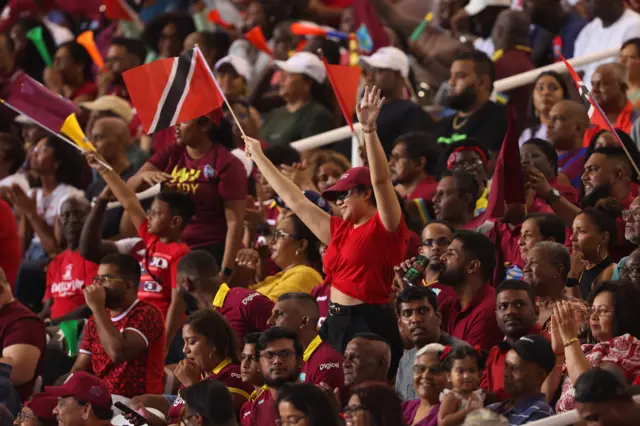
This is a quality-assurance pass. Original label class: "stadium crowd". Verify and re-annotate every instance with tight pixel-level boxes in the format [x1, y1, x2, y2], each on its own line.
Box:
[3, 0, 640, 425]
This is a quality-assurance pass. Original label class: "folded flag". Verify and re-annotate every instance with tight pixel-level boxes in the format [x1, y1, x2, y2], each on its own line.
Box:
[244, 26, 273, 57]
[321, 57, 361, 134]
[103, 0, 141, 21]
[123, 47, 224, 134]
[560, 55, 608, 130]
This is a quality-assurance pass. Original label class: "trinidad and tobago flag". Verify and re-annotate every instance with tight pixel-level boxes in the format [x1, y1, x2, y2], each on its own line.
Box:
[123, 47, 224, 134]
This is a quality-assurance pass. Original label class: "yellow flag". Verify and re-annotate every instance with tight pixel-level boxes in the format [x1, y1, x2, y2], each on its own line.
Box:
[61, 114, 95, 151]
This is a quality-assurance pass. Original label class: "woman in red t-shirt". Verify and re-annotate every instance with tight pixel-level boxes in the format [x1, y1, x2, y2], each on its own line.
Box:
[245, 86, 407, 377]
[44, 41, 97, 103]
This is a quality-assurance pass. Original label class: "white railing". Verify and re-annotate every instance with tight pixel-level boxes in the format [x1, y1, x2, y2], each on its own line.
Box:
[289, 47, 620, 167]
[525, 394, 640, 426]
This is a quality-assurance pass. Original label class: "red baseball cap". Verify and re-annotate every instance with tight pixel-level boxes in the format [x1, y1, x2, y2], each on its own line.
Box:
[321, 166, 372, 201]
[45, 372, 112, 410]
[26, 393, 58, 422]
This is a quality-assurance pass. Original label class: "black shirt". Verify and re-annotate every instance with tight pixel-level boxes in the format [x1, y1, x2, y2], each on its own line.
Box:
[375, 100, 435, 156]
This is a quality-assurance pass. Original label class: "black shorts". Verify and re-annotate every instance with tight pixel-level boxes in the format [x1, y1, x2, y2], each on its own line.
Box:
[319, 301, 403, 380]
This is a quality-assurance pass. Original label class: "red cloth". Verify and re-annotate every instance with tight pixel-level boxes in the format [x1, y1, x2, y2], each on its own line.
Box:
[151, 128, 176, 154]
[494, 49, 535, 123]
[213, 286, 273, 344]
[80, 300, 165, 398]
[480, 325, 548, 401]
[550, 177, 578, 205]
[138, 219, 190, 318]
[487, 220, 524, 286]
[44, 250, 99, 319]
[69, 81, 97, 102]
[148, 143, 248, 248]
[405, 230, 421, 258]
[407, 175, 438, 202]
[0, 300, 45, 401]
[311, 279, 331, 329]
[352, 0, 389, 52]
[324, 213, 408, 304]
[301, 339, 344, 391]
[323, 0, 353, 7]
[439, 283, 504, 350]
[0, 199, 20, 289]
[583, 101, 636, 147]
[240, 387, 278, 426]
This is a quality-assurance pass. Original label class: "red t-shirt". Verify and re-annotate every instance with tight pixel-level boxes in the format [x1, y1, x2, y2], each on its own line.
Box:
[0, 199, 20, 289]
[311, 279, 331, 329]
[324, 213, 408, 304]
[439, 283, 504, 350]
[240, 387, 279, 426]
[0, 300, 45, 401]
[148, 143, 248, 248]
[212, 284, 273, 344]
[43, 250, 99, 319]
[138, 219, 190, 318]
[79, 300, 165, 398]
[168, 359, 252, 423]
[480, 325, 548, 401]
[300, 336, 344, 391]
[69, 81, 98, 102]
[407, 175, 438, 202]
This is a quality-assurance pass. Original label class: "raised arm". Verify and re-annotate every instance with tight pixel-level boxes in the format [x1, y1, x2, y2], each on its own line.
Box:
[244, 137, 332, 245]
[79, 191, 119, 263]
[357, 86, 402, 232]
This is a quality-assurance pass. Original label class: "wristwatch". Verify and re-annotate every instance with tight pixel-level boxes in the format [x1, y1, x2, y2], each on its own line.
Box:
[546, 188, 561, 205]
[566, 278, 579, 288]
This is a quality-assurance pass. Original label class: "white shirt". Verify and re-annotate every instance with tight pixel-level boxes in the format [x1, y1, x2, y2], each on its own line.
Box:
[519, 124, 548, 146]
[473, 37, 495, 58]
[574, 9, 640, 88]
[0, 173, 29, 193]
[28, 184, 84, 245]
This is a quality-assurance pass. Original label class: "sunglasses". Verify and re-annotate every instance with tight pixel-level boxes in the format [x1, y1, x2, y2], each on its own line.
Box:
[422, 237, 451, 247]
[335, 188, 354, 203]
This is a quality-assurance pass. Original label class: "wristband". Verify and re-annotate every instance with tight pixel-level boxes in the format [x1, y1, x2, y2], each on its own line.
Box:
[362, 126, 377, 134]
[222, 267, 233, 277]
[563, 337, 579, 348]
[566, 278, 579, 288]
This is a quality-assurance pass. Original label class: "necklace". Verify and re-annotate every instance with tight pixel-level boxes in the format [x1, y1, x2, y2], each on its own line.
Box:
[452, 114, 469, 130]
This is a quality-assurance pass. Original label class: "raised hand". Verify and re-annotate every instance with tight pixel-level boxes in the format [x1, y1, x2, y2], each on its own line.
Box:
[356, 86, 385, 129]
[243, 136, 264, 159]
[6, 184, 36, 217]
[553, 301, 580, 346]
[235, 248, 260, 271]
[138, 170, 172, 186]
[83, 151, 110, 175]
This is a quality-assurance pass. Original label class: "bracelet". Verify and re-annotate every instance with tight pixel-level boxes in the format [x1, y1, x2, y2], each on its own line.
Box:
[362, 126, 377, 134]
[563, 337, 579, 348]
[566, 277, 579, 288]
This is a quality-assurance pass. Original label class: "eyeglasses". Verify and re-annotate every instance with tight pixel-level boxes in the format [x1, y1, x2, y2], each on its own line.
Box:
[259, 349, 296, 361]
[180, 414, 198, 426]
[275, 415, 307, 426]
[422, 237, 451, 247]
[587, 307, 615, 317]
[335, 188, 354, 202]
[413, 364, 446, 375]
[92, 275, 124, 285]
[15, 412, 37, 422]
[622, 209, 640, 222]
[271, 229, 299, 241]
[343, 404, 367, 417]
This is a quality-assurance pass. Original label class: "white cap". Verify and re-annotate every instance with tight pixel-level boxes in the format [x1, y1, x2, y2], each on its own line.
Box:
[464, 0, 511, 16]
[358, 47, 410, 78]
[274, 52, 326, 83]
[214, 55, 253, 83]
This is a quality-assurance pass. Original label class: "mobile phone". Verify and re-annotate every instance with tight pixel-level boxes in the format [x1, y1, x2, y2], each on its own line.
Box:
[114, 402, 148, 425]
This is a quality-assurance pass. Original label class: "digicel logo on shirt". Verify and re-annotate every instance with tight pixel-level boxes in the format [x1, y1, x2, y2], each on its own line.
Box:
[166, 166, 201, 194]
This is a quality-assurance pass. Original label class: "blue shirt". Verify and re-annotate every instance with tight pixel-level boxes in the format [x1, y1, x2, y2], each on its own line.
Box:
[530, 12, 587, 62]
[487, 393, 555, 425]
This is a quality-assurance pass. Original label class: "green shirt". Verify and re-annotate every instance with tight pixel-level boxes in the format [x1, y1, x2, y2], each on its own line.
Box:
[259, 101, 336, 146]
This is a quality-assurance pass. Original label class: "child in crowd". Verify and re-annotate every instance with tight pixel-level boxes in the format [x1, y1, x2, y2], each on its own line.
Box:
[438, 346, 485, 426]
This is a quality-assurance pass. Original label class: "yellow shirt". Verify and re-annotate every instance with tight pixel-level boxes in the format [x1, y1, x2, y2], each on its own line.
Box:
[475, 187, 488, 216]
[250, 265, 322, 301]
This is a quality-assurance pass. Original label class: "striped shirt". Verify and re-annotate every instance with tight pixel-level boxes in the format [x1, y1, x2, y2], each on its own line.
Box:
[487, 394, 555, 425]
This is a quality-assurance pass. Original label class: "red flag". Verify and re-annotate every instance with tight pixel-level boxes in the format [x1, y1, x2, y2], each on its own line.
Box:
[244, 26, 273, 57]
[560, 55, 608, 130]
[103, 0, 139, 21]
[485, 108, 525, 219]
[207, 10, 234, 30]
[3, 72, 79, 132]
[321, 57, 361, 133]
[123, 48, 224, 134]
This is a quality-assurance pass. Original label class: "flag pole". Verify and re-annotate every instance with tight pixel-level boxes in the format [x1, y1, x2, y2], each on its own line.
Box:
[591, 101, 640, 178]
[0, 99, 112, 171]
[194, 45, 247, 139]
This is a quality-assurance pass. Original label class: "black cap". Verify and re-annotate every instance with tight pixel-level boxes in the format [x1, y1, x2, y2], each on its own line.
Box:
[511, 335, 556, 374]
[575, 368, 632, 403]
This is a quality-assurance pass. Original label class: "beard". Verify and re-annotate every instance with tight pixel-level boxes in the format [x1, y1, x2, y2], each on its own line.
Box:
[179, 288, 200, 313]
[429, 261, 446, 272]
[104, 287, 124, 309]
[581, 184, 611, 208]
[263, 370, 300, 388]
[444, 86, 478, 111]
[438, 265, 466, 287]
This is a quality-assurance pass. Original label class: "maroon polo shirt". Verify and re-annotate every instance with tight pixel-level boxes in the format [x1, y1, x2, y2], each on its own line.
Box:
[213, 284, 274, 344]
[480, 325, 549, 401]
[439, 283, 504, 350]
[240, 387, 278, 426]
[311, 280, 331, 330]
[300, 336, 344, 390]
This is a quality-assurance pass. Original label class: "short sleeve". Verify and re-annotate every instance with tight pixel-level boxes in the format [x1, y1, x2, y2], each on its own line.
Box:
[278, 268, 322, 295]
[218, 156, 248, 201]
[79, 318, 97, 356]
[464, 309, 504, 350]
[147, 144, 176, 172]
[126, 305, 164, 347]
[170, 250, 189, 289]
[241, 293, 273, 333]
[3, 317, 45, 350]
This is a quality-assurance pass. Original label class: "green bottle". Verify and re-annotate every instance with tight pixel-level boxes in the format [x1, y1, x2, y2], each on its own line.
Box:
[59, 320, 79, 357]
[403, 255, 430, 287]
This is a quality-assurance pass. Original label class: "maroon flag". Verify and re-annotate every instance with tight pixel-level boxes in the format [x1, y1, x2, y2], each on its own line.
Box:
[485, 108, 525, 219]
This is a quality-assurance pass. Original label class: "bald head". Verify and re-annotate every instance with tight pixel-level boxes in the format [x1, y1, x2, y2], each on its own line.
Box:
[547, 100, 589, 151]
[343, 334, 391, 387]
[592, 63, 628, 111]
[492, 10, 531, 50]
[90, 117, 130, 163]
[275, 292, 320, 327]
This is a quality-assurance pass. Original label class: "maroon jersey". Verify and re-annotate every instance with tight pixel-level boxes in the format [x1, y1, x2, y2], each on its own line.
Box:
[212, 284, 273, 343]
[300, 336, 344, 390]
[240, 387, 279, 426]
[311, 280, 331, 329]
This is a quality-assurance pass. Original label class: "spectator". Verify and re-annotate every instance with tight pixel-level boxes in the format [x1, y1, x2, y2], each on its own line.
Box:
[245, 88, 407, 378]
[47, 372, 112, 426]
[305, 150, 351, 194]
[486, 335, 555, 423]
[521, 139, 578, 205]
[72, 254, 165, 398]
[518, 213, 568, 264]
[0, 198, 20, 290]
[258, 52, 336, 146]
[620, 38, 640, 109]
[343, 334, 392, 389]
[45, 41, 97, 103]
[99, 37, 147, 99]
[523, 241, 589, 332]
[518, 72, 570, 145]
[165, 310, 253, 421]
[179, 380, 237, 426]
[546, 100, 590, 188]
[547, 281, 640, 412]
[584, 63, 640, 145]
[142, 13, 196, 59]
[240, 328, 303, 426]
[275, 383, 342, 426]
[575, 367, 640, 425]
[389, 132, 439, 202]
[524, 0, 586, 64]
[40, 197, 95, 323]
[358, 47, 435, 155]
[183, 31, 231, 71]
[619, 247, 640, 287]
[491, 9, 534, 122]
[433, 171, 482, 230]
[584, 147, 635, 208]
[131, 117, 247, 274]
[589, 130, 640, 170]
[214, 55, 261, 127]
[266, 293, 344, 390]
[436, 51, 508, 163]
[0, 267, 44, 402]
[574, 0, 640, 88]
[401, 344, 448, 425]
[481, 280, 545, 401]
[0, 33, 21, 133]
[618, 195, 640, 278]
[570, 208, 617, 300]
[18, 392, 58, 426]
[0, 133, 26, 187]
[438, 230, 504, 349]
[344, 382, 405, 426]
[9, 17, 56, 83]
[177, 250, 273, 343]
[233, 212, 323, 301]
[240, 333, 264, 399]
[395, 287, 465, 401]
[444, 140, 490, 215]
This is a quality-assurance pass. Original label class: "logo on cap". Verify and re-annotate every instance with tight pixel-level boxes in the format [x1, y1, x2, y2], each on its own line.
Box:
[340, 174, 349, 180]
[89, 386, 103, 397]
